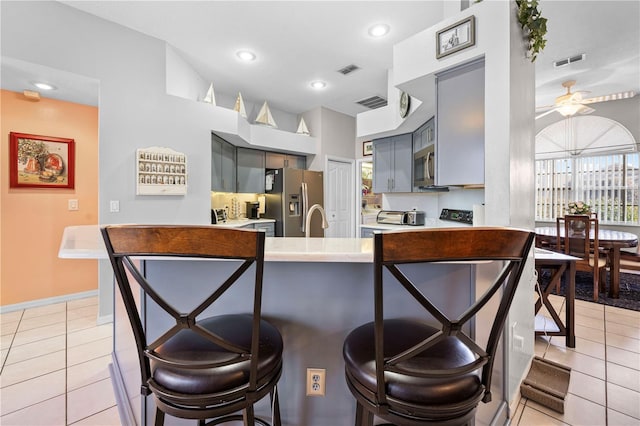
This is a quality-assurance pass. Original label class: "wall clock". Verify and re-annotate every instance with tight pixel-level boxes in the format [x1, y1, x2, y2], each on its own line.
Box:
[399, 91, 411, 118]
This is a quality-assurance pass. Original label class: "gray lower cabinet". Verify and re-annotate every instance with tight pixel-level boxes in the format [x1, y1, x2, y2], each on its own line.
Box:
[372, 133, 412, 193]
[265, 152, 306, 170]
[238, 222, 275, 237]
[360, 227, 377, 238]
[254, 222, 275, 237]
[211, 133, 236, 192]
[436, 58, 485, 186]
[236, 147, 265, 193]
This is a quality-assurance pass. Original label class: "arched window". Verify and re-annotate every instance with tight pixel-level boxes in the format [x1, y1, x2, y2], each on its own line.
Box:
[535, 116, 639, 223]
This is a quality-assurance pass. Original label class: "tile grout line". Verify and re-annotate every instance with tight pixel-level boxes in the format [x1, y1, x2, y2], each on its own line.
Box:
[65, 301, 69, 426]
[0, 310, 24, 375]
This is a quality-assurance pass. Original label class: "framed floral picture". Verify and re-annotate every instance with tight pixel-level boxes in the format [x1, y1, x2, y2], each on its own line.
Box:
[9, 132, 75, 189]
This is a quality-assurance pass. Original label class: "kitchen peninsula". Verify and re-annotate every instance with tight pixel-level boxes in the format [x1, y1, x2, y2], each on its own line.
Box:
[60, 225, 510, 425]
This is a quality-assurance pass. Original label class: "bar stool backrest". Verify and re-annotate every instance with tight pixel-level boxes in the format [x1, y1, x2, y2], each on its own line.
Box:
[101, 225, 266, 397]
[372, 227, 535, 405]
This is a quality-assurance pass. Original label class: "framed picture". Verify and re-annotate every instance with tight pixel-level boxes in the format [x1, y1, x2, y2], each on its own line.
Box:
[436, 15, 475, 59]
[363, 141, 373, 156]
[9, 132, 75, 189]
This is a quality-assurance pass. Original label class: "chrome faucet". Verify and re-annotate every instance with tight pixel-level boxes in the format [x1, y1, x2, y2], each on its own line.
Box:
[305, 204, 329, 238]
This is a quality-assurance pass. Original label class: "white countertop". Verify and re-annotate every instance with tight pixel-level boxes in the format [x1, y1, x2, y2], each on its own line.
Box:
[534, 247, 579, 261]
[361, 218, 471, 230]
[60, 225, 548, 264]
[58, 225, 372, 262]
[212, 218, 275, 228]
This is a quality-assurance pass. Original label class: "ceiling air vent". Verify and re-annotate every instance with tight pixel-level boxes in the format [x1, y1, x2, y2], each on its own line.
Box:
[337, 64, 360, 75]
[553, 53, 586, 68]
[356, 95, 387, 109]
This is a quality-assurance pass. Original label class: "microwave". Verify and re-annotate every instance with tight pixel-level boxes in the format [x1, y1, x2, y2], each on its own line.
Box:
[414, 145, 435, 187]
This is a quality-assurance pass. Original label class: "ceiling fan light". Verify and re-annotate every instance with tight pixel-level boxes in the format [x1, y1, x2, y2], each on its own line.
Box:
[558, 104, 583, 117]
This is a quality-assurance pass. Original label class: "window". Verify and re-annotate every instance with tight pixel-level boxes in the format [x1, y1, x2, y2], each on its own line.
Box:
[536, 153, 640, 224]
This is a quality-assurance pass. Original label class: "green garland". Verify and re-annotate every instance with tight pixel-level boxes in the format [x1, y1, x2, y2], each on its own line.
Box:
[515, 0, 548, 62]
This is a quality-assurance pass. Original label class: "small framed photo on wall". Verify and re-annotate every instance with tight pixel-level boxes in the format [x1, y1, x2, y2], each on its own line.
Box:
[363, 141, 373, 156]
[436, 15, 476, 59]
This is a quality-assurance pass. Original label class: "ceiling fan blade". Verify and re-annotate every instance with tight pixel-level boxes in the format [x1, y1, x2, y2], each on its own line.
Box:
[536, 104, 556, 111]
[535, 108, 558, 120]
[578, 105, 595, 115]
[582, 90, 637, 104]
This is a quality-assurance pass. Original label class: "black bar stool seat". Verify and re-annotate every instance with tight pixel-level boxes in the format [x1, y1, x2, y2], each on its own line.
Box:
[344, 319, 481, 408]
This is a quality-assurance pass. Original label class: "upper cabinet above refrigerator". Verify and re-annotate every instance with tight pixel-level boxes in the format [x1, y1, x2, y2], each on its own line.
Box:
[436, 58, 485, 186]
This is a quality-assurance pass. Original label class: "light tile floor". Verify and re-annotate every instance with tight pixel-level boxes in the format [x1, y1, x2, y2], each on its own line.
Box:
[514, 295, 640, 426]
[0, 294, 638, 425]
[0, 297, 119, 425]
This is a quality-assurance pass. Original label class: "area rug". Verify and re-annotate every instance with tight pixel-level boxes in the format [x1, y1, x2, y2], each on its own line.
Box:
[541, 271, 640, 312]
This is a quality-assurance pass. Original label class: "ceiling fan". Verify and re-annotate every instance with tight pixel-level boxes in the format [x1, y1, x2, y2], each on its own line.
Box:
[535, 80, 637, 120]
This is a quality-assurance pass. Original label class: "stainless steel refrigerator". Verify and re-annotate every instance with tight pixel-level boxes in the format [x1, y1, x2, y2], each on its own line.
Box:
[264, 168, 324, 237]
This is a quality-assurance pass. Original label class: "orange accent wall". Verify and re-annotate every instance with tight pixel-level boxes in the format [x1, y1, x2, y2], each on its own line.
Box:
[1, 90, 99, 306]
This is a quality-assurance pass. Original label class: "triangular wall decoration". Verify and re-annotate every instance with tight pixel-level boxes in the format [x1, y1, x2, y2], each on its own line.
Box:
[203, 83, 216, 105]
[296, 117, 310, 135]
[234, 92, 248, 118]
[255, 101, 277, 128]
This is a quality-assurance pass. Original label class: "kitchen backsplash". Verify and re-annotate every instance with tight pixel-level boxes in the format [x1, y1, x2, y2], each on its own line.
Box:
[210, 192, 265, 219]
[383, 188, 484, 218]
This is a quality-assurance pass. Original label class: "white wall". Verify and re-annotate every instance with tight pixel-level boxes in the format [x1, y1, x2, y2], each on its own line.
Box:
[304, 107, 356, 171]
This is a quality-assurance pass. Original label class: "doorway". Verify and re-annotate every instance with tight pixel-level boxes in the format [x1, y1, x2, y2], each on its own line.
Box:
[325, 158, 354, 237]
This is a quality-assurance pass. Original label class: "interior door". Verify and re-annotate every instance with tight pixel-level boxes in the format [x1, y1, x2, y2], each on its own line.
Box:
[325, 160, 353, 237]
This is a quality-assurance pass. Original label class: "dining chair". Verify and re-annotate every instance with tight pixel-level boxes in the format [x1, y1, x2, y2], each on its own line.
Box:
[342, 227, 535, 425]
[101, 225, 283, 426]
[556, 215, 607, 301]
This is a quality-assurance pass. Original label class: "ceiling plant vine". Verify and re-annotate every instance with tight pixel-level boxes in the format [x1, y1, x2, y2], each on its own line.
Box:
[515, 0, 548, 62]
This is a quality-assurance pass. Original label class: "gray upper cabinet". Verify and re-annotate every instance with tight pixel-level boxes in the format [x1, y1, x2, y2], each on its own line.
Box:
[372, 133, 413, 193]
[413, 116, 435, 153]
[265, 152, 306, 170]
[211, 133, 236, 192]
[236, 148, 265, 193]
[436, 59, 485, 186]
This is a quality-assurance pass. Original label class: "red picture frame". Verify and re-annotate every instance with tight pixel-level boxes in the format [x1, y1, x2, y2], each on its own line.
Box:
[9, 132, 75, 189]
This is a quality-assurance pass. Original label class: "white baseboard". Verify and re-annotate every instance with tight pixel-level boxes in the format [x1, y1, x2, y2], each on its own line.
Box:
[97, 314, 114, 325]
[109, 358, 137, 426]
[0, 289, 99, 314]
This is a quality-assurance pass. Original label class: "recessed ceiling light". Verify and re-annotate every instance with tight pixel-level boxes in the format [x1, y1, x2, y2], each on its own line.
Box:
[32, 82, 56, 90]
[368, 24, 390, 38]
[236, 50, 256, 61]
[310, 80, 327, 90]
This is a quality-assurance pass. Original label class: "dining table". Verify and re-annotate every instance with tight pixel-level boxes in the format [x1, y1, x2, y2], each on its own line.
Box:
[535, 226, 638, 298]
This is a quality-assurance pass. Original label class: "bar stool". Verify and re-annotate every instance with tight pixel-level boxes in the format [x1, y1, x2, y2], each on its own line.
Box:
[342, 227, 534, 425]
[102, 225, 283, 426]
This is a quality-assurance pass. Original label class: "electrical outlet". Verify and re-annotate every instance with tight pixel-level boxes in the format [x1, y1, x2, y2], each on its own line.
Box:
[68, 199, 79, 211]
[109, 200, 120, 213]
[306, 368, 326, 396]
